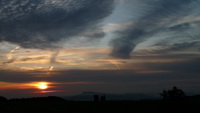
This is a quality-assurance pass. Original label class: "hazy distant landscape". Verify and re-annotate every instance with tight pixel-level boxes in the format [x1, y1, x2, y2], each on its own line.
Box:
[64, 92, 159, 101]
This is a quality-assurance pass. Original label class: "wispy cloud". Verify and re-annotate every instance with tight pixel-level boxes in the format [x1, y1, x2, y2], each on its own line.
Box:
[110, 0, 200, 58]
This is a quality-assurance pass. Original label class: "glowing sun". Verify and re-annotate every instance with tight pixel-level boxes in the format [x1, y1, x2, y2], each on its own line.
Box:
[36, 82, 48, 90]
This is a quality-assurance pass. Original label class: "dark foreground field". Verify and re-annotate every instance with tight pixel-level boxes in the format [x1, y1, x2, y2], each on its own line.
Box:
[0, 99, 199, 113]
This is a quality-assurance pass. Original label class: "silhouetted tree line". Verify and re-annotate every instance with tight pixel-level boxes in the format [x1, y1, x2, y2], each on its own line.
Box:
[160, 86, 185, 100]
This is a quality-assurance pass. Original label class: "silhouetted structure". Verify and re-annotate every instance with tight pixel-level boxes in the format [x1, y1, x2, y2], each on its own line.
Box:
[0, 96, 7, 102]
[160, 86, 185, 100]
[100, 95, 106, 101]
[93, 95, 99, 102]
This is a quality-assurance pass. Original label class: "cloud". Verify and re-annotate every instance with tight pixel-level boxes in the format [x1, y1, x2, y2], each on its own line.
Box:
[2, 59, 16, 65]
[0, 0, 114, 49]
[142, 58, 200, 74]
[50, 50, 59, 64]
[146, 42, 200, 54]
[110, 0, 200, 58]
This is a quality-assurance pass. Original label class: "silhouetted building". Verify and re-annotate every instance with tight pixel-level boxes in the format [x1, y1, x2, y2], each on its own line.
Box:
[100, 95, 106, 101]
[93, 95, 99, 102]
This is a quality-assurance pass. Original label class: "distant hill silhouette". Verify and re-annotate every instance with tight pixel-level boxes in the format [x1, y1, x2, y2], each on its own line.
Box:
[0, 96, 7, 102]
[185, 94, 200, 101]
[64, 92, 159, 101]
[9, 96, 65, 102]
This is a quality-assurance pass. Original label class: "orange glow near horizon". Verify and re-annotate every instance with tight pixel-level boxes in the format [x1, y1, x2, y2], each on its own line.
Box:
[34, 82, 49, 90]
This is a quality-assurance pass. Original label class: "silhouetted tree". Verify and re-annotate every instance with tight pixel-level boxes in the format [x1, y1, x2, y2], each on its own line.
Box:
[160, 86, 185, 100]
[160, 89, 168, 100]
[0, 96, 7, 102]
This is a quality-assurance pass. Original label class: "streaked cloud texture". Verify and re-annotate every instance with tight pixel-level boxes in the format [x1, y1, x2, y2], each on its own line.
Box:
[0, 0, 114, 48]
[110, 0, 200, 58]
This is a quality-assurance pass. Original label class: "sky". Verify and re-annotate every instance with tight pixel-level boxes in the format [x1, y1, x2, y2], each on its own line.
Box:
[0, 0, 200, 98]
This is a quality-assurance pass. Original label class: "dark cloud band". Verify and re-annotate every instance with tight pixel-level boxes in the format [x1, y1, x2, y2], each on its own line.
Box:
[0, 0, 114, 49]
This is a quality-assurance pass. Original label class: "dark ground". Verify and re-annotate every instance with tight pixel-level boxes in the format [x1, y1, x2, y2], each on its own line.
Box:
[0, 99, 199, 113]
